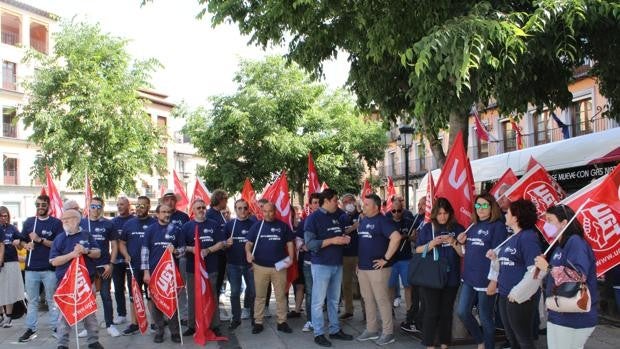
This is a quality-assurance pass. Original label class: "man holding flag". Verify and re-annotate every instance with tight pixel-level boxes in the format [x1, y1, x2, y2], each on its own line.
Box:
[50, 209, 103, 349]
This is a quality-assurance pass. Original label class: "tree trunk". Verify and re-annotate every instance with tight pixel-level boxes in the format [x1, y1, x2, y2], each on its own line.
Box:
[448, 109, 469, 157]
[420, 115, 447, 168]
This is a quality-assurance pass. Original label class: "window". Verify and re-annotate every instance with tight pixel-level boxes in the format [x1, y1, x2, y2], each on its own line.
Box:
[1, 13, 21, 46]
[533, 111, 551, 145]
[2, 61, 17, 90]
[157, 116, 167, 155]
[477, 137, 489, 159]
[2, 107, 17, 138]
[30, 22, 48, 54]
[572, 99, 592, 136]
[3, 156, 17, 185]
[388, 151, 396, 177]
[416, 143, 426, 172]
[503, 121, 517, 152]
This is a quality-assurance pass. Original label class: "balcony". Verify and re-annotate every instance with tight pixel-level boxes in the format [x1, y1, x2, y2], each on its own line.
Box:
[3, 170, 17, 185]
[377, 156, 437, 179]
[1, 31, 19, 46]
[2, 122, 17, 138]
[30, 22, 48, 54]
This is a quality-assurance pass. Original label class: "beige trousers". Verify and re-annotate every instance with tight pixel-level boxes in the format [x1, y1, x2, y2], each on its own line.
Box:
[358, 267, 393, 335]
[252, 263, 287, 324]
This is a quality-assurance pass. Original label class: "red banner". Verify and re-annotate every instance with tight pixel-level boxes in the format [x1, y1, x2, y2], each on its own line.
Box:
[84, 173, 92, 217]
[45, 166, 63, 218]
[361, 179, 373, 199]
[53, 256, 97, 326]
[383, 176, 397, 213]
[149, 249, 184, 319]
[189, 178, 211, 219]
[424, 172, 435, 223]
[173, 170, 189, 212]
[320, 181, 329, 191]
[131, 274, 148, 334]
[473, 110, 490, 142]
[511, 120, 523, 150]
[526, 156, 567, 199]
[562, 164, 620, 276]
[307, 152, 321, 197]
[435, 131, 475, 228]
[242, 178, 262, 219]
[489, 168, 518, 199]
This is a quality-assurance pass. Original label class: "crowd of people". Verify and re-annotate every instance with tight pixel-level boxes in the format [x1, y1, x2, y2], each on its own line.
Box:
[0, 186, 618, 349]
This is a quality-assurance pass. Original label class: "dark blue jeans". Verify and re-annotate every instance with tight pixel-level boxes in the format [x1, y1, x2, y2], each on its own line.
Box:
[456, 283, 496, 349]
[227, 263, 255, 322]
[112, 263, 127, 317]
[303, 263, 313, 321]
[96, 267, 114, 327]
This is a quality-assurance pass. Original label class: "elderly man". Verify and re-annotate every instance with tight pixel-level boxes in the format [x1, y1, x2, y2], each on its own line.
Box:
[245, 202, 295, 334]
[356, 194, 401, 345]
[110, 197, 134, 326]
[50, 209, 103, 349]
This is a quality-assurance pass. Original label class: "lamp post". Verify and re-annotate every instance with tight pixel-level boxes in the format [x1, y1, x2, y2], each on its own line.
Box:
[398, 125, 414, 210]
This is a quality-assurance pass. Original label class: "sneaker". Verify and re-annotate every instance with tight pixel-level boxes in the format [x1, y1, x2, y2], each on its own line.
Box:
[339, 312, 353, 320]
[241, 308, 251, 320]
[302, 321, 313, 332]
[399, 321, 420, 333]
[154, 333, 164, 343]
[171, 334, 181, 343]
[19, 329, 37, 342]
[182, 327, 195, 336]
[220, 309, 232, 321]
[212, 327, 223, 337]
[287, 310, 302, 318]
[375, 333, 395, 345]
[252, 323, 264, 334]
[2, 317, 12, 328]
[277, 322, 293, 333]
[79, 329, 88, 338]
[229, 320, 241, 330]
[58, 346, 69, 349]
[393, 297, 401, 308]
[113, 316, 126, 325]
[329, 330, 353, 341]
[501, 341, 511, 349]
[356, 330, 379, 341]
[314, 334, 332, 347]
[88, 342, 104, 349]
[107, 325, 121, 337]
[264, 307, 272, 318]
[122, 324, 139, 336]
[52, 328, 59, 339]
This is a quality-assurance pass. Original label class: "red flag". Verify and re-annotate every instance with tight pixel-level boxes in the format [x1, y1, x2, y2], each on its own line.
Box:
[361, 179, 373, 198]
[45, 167, 63, 218]
[194, 227, 227, 344]
[130, 274, 148, 334]
[320, 182, 329, 192]
[383, 176, 397, 213]
[435, 131, 475, 228]
[510, 120, 524, 150]
[173, 170, 189, 212]
[189, 178, 211, 219]
[489, 168, 519, 199]
[84, 173, 93, 218]
[242, 178, 262, 219]
[473, 108, 490, 142]
[40, 187, 47, 196]
[561, 164, 620, 276]
[503, 164, 562, 243]
[53, 256, 97, 326]
[149, 249, 184, 319]
[424, 171, 435, 223]
[307, 152, 321, 197]
[526, 157, 567, 199]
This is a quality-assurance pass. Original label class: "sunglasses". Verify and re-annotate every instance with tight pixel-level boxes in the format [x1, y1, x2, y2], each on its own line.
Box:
[391, 209, 403, 213]
[236, 206, 249, 210]
[90, 204, 103, 209]
[474, 203, 490, 209]
[136, 204, 147, 209]
[35, 203, 48, 208]
[195, 206, 207, 210]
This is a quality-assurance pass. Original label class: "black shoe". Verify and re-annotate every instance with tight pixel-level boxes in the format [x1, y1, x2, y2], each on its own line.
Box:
[150, 323, 157, 331]
[212, 327, 222, 337]
[171, 334, 181, 343]
[154, 333, 164, 343]
[180, 319, 188, 326]
[18, 329, 37, 342]
[501, 341, 511, 349]
[182, 327, 195, 336]
[58, 347, 69, 349]
[314, 334, 332, 347]
[123, 324, 140, 336]
[287, 310, 301, 318]
[329, 330, 353, 340]
[339, 312, 353, 320]
[277, 322, 293, 333]
[229, 320, 241, 330]
[88, 342, 104, 349]
[252, 323, 264, 334]
[400, 321, 420, 333]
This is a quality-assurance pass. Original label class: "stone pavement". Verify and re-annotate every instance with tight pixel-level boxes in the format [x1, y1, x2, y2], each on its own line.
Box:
[0, 290, 618, 349]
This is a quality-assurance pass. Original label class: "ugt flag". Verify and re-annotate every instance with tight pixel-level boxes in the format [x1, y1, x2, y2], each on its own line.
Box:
[383, 176, 397, 214]
[149, 249, 184, 319]
[130, 273, 149, 334]
[45, 166, 63, 218]
[242, 178, 262, 219]
[53, 256, 97, 326]
[189, 178, 211, 219]
[489, 168, 518, 200]
[173, 170, 190, 212]
[424, 171, 435, 223]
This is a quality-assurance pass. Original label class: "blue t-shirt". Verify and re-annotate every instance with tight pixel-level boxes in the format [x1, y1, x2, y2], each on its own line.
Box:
[170, 210, 190, 230]
[142, 222, 184, 273]
[182, 219, 225, 273]
[1, 223, 20, 262]
[80, 218, 116, 266]
[417, 222, 465, 287]
[49, 230, 99, 282]
[497, 229, 541, 297]
[340, 212, 360, 257]
[225, 217, 257, 266]
[111, 214, 134, 263]
[247, 220, 294, 268]
[462, 220, 508, 288]
[392, 217, 414, 261]
[546, 235, 598, 328]
[385, 209, 415, 221]
[21, 216, 63, 271]
[120, 216, 156, 269]
[304, 208, 345, 266]
[357, 214, 397, 270]
[206, 207, 226, 228]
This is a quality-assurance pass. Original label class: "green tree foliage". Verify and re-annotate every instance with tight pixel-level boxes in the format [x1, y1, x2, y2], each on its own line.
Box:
[20, 21, 166, 197]
[182, 56, 387, 199]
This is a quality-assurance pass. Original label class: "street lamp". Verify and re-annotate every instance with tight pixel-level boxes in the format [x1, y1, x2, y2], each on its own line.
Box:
[398, 125, 414, 210]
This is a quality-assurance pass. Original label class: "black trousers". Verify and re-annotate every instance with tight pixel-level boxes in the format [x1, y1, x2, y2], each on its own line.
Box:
[420, 286, 458, 346]
[406, 285, 423, 325]
[498, 295, 536, 349]
[112, 263, 127, 317]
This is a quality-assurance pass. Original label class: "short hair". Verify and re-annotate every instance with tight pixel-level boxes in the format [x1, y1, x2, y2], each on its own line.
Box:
[258, 198, 269, 205]
[117, 196, 129, 204]
[508, 199, 538, 230]
[319, 188, 338, 206]
[472, 193, 502, 223]
[546, 204, 584, 247]
[234, 198, 247, 206]
[365, 193, 382, 208]
[210, 189, 228, 206]
[91, 197, 104, 205]
[192, 198, 205, 207]
[62, 208, 82, 220]
[137, 196, 150, 203]
[63, 200, 80, 211]
[37, 194, 50, 204]
[309, 192, 321, 202]
[341, 193, 356, 201]
[155, 204, 171, 213]
[431, 197, 457, 230]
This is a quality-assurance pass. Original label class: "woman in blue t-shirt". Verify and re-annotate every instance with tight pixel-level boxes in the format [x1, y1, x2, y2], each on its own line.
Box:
[415, 198, 464, 349]
[456, 194, 508, 349]
[534, 204, 597, 349]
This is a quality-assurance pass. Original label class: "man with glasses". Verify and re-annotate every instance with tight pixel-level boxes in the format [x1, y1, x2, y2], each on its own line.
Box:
[387, 199, 415, 322]
[110, 197, 134, 326]
[225, 199, 257, 330]
[118, 196, 156, 335]
[18, 194, 63, 343]
[339, 193, 362, 321]
[181, 199, 225, 337]
[80, 197, 121, 337]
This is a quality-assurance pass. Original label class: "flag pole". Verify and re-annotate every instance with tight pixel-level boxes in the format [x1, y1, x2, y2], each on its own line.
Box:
[172, 254, 183, 346]
[27, 217, 38, 267]
[74, 256, 80, 349]
[230, 219, 237, 239]
[542, 199, 590, 256]
[251, 221, 265, 256]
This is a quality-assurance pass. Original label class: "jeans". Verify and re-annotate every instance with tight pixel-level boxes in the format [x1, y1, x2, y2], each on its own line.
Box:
[311, 264, 342, 336]
[57, 310, 99, 346]
[178, 256, 188, 321]
[498, 295, 536, 349]
[112, 263, 127, 318]
[96, 267, 114, 327]
[456, 283, 496, 349]
[303, 263, 313, 321]
[228, 263, 255, 322]
[25, 270, 58, 331]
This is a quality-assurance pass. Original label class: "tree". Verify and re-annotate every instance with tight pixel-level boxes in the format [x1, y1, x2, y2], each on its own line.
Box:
[20, 21, 166, 197]
[182, 56, 387, 199]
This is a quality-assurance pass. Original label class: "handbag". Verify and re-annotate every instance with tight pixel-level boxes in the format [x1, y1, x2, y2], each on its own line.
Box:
[408, 239, 449, 289]
[545, 260, 591, 313]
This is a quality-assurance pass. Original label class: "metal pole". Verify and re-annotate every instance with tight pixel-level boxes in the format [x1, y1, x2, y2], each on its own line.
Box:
[404, 144, 410, 210]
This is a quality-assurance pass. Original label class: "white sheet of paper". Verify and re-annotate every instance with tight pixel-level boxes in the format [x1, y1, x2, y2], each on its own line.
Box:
[275, 256, 292, 271]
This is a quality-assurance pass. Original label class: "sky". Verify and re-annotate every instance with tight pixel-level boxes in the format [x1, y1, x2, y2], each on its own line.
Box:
[22, 0, 350, 108]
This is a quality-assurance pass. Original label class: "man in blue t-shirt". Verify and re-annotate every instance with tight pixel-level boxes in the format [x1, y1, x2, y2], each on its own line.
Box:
[305, 189, 353, 347]
[402, 196, 426, 333]
[245, 202, 294, 335]
[118, 196, 156, 335]
[296, 192, 320, 332]
[339, 193, 361, 320]
[50, 209, 103, 349]
[387, 199, 415, 318]
[17, 194, 63, 343]
[206, 189, 229, 309]
[80, 197, 121, 337]
[110, 197, 134, 326]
